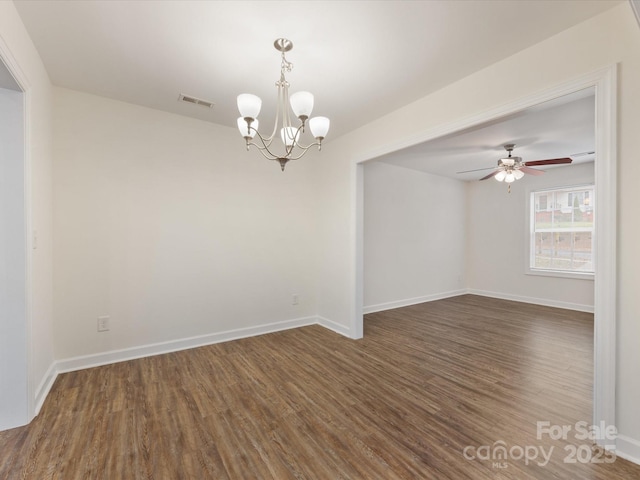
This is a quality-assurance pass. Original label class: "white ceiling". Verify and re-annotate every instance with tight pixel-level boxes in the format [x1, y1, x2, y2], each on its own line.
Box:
[375, 89, 596, 181]
[14, 0, 620, 140]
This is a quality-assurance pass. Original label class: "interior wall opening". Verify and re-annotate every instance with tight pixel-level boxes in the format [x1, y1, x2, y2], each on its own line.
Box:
[353, 66, 617, 445]
[0, 57, 28, 430]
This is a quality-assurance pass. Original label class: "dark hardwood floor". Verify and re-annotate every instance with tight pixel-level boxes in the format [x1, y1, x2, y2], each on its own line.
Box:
[1, 294, 639, 479]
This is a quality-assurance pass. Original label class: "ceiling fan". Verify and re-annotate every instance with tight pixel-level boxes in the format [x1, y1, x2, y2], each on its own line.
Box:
[458, 144, 573, 192]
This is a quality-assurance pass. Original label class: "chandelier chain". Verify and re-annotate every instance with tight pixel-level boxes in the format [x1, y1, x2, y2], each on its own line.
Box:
[276, 51, 293, 88]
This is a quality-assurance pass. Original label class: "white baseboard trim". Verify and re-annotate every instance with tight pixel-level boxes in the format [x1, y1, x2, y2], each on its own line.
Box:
[363, 290, 467, 315]
[466, 289, 594, 313]
[362, 288, 594, 315]
[616, 434, 640, 466]
[56, 316, 318, 374]
[317, 315, 352, 338]
[34, 361, 58, 416]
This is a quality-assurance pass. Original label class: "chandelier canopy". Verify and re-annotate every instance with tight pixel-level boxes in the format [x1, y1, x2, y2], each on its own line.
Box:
[237, 38, 330, 171]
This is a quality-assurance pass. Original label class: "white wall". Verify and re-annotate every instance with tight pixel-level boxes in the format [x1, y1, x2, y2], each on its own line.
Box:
[316, 2, 640, 457]
[363, 162, 465, 311]
[53, 87, 320, 361]
[0, 1, 54, 425]
[363, 161, 593, 315]
[467, 162, 594, 311]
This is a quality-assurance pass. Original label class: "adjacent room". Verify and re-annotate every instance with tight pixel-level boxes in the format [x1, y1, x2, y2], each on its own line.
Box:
[364, 90, 596, 314]
[1, 1, 640, 478]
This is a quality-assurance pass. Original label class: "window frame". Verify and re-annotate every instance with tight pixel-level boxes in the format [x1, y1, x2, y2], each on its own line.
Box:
[526, 183, 595, 281]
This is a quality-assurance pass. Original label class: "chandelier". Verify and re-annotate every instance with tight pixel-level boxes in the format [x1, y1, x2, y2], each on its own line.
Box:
[236, 38, 330, 171]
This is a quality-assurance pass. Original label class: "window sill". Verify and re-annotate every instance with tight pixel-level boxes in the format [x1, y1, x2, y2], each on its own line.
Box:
[526, 268, 595, 281]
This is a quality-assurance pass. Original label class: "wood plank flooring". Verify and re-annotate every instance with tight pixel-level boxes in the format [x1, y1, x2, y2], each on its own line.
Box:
[1, 294, 639, 479]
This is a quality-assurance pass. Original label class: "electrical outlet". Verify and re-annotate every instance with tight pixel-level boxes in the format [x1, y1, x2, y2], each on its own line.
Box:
[292, 294, 299, 306]
[97, 315, 110, 332]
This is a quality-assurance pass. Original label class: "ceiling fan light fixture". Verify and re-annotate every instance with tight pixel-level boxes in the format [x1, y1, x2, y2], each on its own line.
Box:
[474, 144, 573, 193]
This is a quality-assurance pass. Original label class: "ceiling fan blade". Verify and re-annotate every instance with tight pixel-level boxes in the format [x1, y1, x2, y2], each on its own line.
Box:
[456, 166, 496, 174]
[479, 170, 500, 181]
[520, 166, 545, 176]
[524, 157, 572, 166]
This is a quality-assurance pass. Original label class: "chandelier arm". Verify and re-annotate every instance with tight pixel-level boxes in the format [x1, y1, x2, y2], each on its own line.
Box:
[283, 82, 293, 130]
[249, 118, 317, 161]
[255, 142, 319, 162]
[282, 123, 306, 155]
[286, 141, 323, 161]
[290, 138, 322, 151]
[248, 124, 279, 148]
[255, 127, 276, 147]
[245, 141, 277, 156]
[263, 86, 282, 141]
[247, 130, 280, 160]
[250, 145, 280, 161]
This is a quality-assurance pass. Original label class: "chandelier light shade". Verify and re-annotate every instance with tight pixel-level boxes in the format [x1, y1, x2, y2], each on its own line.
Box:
[309, 116, 330, 139]
[281, 127, 300, 147]
[237, 94, 262, 121]
[237, 117, 258, 139]
[236, 38, 330, 171]
[290, 91, 314, 120]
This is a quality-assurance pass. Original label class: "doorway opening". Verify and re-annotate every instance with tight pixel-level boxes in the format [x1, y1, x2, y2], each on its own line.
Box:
[353, 65, 617, 447]
[0, 56, 29, 430]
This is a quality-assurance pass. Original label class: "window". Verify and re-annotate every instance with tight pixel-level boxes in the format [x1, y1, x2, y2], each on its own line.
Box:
[530, 185, 594, 276]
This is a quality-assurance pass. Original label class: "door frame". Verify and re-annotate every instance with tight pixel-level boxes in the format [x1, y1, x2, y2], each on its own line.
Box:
[352, 64, 617, 446]
[0, 34, 34, 428]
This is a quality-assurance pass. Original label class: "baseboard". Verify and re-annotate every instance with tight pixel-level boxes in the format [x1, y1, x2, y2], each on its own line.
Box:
[56, 316, 318, 374]
[363, 290, 467, 314]
[466, 289, 594, 313]
[363, 288, 593, 315]
[34, 362, 58, 415]
[317, 315, 353, 338]
[616, 434, 640, 466]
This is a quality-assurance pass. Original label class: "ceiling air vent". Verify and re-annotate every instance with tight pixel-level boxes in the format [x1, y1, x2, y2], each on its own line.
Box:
[178, 93, 214, 109]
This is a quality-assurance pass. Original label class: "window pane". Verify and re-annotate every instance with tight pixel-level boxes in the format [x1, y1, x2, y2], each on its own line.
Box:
[534, 207, 551, 229]
[573, 231, 593, 271]
[531, 185, 594, 274]
[552, 191, 574, 229]
[533, 232, 554, 269]
[538, 194, 547, 211]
